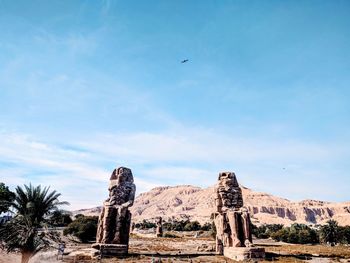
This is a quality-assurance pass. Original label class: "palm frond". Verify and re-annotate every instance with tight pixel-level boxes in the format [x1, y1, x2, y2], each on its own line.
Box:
[0, 183, 69, 261]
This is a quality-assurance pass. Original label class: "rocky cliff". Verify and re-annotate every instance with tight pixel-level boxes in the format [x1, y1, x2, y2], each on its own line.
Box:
[74, 185, 350, 226]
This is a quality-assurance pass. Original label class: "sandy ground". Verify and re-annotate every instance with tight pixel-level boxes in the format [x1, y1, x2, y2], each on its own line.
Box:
[1, 236, 350, 263]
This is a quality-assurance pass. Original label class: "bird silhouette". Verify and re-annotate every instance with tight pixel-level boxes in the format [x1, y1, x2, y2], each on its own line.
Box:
[181, 59, 189, 63]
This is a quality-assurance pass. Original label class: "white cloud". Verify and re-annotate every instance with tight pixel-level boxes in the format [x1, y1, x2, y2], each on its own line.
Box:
[0, 131, 107, 181]
[77, 129, 338, 165]
[0, 127, 348, 210]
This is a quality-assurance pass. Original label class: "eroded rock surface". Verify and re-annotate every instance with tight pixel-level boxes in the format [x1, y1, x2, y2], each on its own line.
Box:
[93, 167, 136, 255]
[76, 185, 350, 226]
[213, 172, 253, 254]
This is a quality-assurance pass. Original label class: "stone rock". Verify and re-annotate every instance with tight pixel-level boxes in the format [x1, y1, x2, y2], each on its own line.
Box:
[75, 185, 350, 227]
[90, 248, 100, 259]
[93, 167, 136, 256]
[91, 244, 128, 257]
[156, 216, 163, 237]
[213, 172, 264, 261]
[196, 244, 215, 252]
[223, 247, 265, 261]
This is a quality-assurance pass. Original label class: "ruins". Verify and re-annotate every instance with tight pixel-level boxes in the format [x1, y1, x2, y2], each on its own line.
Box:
[213, 172, 265, 260]
[156, 217, 163, 237]
[92, 167, 136, 256]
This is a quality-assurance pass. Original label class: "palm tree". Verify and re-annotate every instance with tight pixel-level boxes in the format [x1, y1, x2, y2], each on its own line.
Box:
[0, 184, 69, 263]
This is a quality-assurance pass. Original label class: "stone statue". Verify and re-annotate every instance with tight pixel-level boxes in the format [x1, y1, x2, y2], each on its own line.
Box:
[93, 167, 136, 256]
[156, 217, 163, 237]
[213, 172, 253, 254]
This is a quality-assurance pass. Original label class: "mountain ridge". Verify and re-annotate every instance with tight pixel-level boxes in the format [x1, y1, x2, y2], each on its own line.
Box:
[74, 185, 350, 226]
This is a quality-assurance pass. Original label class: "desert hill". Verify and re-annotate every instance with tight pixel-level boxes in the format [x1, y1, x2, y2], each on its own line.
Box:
[74, 185, 350, 226]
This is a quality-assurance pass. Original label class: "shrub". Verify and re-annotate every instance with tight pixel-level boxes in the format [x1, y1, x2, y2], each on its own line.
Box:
[134, 219, 156, 229]
[252, 224, 283, 239]
[320, 220, 339, 245]
[0, 182, 15, 214]
[339, 225, 350, 244]
[184, 221, 201, 231]
[163, 232, 179, 238]
[74, 214, 85, 219]
[47, 210, 72, 227]
[270, 224, 319, 244]
[201, 222, 212, 231]
[63, 215, 98, 243]
[271, 228, 289, 242]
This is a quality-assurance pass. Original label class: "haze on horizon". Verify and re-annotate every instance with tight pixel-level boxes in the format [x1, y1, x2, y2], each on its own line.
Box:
[0, 0, 349, 210]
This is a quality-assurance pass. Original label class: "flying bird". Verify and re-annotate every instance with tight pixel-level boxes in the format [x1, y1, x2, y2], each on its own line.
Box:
[181, 59, 189, 63]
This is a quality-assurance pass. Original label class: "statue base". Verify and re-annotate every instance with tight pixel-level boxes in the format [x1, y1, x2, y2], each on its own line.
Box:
[91, 243, 128, 257]
[223, 247, 265, 261]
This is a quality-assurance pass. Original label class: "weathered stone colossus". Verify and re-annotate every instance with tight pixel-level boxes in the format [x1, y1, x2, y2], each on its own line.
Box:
[93, 167, 136, 255]
[156, 217, 163, 237]
[213, 172, 253, 255]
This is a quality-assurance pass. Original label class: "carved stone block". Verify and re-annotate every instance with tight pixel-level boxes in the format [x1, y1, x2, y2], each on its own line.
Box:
[223, 247, 265, 261]
[93, 167, 136, 256]
[213, 171, 265, 260]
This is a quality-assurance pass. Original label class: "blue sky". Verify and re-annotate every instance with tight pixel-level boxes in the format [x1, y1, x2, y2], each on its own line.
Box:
[0, 0, 349, 210]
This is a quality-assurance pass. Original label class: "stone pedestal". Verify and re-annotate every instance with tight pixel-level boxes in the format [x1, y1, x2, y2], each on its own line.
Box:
[91, 243, 128, 257]
[223, 247, 265, 261]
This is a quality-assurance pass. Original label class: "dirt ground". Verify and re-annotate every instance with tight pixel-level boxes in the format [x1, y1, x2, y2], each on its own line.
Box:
[1, 235, 350, 263]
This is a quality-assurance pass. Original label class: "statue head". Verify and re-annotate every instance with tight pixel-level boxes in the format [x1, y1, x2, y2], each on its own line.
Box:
[109, 167, 134, 190]
[218, 172, 239, 188]
[217, 171, 243, 209]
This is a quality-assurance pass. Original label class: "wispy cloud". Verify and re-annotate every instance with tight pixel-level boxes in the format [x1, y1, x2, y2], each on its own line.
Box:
[0, 132, 106, 180]
[0, 126, 348, 210]
[77, 129, 339, 165]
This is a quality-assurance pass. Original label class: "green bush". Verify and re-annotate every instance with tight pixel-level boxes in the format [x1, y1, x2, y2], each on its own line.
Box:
[252, 224, 283, 239]
[201, 222, 213, 231]
[134, 219, 156, 229]
[63, 215, 98, 243]
[339, 225, 350, 244]
[318, 221, 350, 245]
[184, 221, 201, 231]
[0, 182, 15, 214]
[74, 214, 85, 219]
[320, 220, 341, 245]
[47, 210, 72, 227]
[271, 228, 289, 241]
[162, 219, 206, 232]
[270, 224, 319, 244]
[163, 232, 179, 238]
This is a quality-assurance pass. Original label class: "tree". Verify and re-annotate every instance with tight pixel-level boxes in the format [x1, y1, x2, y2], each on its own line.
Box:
[63, 215, 98, 242]
[0, 184, 68, 263]
[74, 213, 85, 219]
[270, 224, 319, 244]
[271, 228, 289, 242]
[0, 182, 15, 214]
[340, 225, 350, 244]
[47, 210, 72, 227]
[320, 220, 340, 246]
[184, 221, 201, 231]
